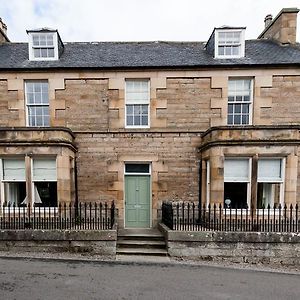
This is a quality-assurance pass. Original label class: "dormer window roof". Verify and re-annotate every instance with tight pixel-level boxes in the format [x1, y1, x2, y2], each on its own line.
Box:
[206, 26, 246, 59]
[27, 28, 64, 61]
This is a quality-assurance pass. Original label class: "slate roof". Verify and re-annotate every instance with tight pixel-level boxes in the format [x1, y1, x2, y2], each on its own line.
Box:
[0, 39, 300, 70]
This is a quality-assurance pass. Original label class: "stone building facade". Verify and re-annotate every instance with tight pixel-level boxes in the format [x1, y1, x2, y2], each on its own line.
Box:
[0, 8, 300, 228]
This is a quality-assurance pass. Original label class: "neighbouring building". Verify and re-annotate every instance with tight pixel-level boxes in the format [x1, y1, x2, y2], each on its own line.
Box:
[0, 8, 300, 228]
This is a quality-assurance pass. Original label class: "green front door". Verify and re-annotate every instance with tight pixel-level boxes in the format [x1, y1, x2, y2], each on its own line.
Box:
[125, 175, 150, 228]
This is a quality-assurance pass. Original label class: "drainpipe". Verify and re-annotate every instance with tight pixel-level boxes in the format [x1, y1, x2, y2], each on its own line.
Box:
[198, 156, 202, 214]
[74, 156, 79, 206]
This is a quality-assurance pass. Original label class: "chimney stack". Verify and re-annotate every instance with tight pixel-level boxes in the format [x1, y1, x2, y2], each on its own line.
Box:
[264, 14, 273, 28]
[258, 8, 299, 44]
[0, 18, 10, 43]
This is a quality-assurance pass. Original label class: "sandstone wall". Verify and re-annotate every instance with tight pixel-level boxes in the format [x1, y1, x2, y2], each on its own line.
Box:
[261, 76, 300, 124]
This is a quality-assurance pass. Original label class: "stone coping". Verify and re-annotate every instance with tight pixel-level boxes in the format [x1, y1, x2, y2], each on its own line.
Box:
[0, 229, 117, 241]
[158, 223, 300, 243]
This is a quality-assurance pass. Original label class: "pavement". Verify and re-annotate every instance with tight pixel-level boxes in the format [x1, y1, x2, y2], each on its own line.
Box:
[0, 250, 299, 275]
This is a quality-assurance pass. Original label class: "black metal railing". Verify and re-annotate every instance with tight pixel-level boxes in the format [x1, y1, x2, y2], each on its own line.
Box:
[162, 202, 300, 232]
[0, 202, 115, 230]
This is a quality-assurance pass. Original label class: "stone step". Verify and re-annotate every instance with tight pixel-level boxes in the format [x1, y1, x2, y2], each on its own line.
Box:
[116, 247, 169, 256]
[117, 229, 165, 241]
[117, 240, 166, 249]
[117, 235, 165, 241]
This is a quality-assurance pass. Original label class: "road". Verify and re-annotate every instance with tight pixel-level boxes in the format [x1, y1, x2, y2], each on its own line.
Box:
[0, 257, 299, 300]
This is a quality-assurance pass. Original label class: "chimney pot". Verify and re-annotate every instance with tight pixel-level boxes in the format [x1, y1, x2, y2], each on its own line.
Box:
[264, 14, 273, 28]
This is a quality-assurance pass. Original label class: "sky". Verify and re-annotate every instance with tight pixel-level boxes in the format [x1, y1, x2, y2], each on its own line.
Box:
[0, 0, 299, 43]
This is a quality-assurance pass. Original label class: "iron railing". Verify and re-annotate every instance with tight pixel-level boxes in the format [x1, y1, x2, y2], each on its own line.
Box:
[162, 202, 300, 232]
[0, 202, 115, 230]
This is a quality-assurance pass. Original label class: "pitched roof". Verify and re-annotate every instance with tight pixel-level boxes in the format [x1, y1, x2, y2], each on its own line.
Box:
[0, 40, 300, 70]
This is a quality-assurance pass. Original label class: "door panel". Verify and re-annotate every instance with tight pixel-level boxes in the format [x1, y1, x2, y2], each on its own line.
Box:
[125, 175, 150, 228]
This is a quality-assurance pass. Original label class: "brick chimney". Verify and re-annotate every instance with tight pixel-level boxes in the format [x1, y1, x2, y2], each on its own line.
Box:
[0, 18, 10, 43]
[258, 8, 299, 44]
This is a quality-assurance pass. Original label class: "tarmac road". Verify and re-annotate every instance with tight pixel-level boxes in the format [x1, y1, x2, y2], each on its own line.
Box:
[0, 257, 299, 300]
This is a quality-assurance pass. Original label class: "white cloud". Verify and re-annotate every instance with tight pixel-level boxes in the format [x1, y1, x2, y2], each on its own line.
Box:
[0, 0, 299, 42]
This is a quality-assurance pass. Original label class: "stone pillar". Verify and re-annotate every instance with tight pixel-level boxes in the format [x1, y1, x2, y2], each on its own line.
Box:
[25, 155, 32, 206]
[56, 155, 72, 204]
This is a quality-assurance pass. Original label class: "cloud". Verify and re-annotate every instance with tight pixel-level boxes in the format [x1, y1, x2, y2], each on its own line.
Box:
[1, 0, 299, 42]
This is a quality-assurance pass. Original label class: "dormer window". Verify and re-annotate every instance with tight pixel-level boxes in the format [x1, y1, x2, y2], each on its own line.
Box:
[27, 29, 63, 61]
[32, 33, 55, 58]
[214, 28, 245, 59]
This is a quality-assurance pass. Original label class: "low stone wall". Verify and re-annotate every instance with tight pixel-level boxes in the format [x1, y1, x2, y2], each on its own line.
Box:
[0, 229, 117, 257]
[159, 223, 300, 266]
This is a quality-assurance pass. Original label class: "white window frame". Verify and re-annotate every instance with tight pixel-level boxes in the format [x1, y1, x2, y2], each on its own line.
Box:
[215, 29, 245, 59]
[125, 79, 150, 129]
[224, 157, 252, 209]
[227, 78, 253, 126]
[257, 158, 285, 210]
[28, 32, 59, 61]
[25, 81, 50, 127]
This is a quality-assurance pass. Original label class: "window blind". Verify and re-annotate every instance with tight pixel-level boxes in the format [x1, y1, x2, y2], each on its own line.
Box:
[33, 159, 56, 181]
[224, 159, 249, 182]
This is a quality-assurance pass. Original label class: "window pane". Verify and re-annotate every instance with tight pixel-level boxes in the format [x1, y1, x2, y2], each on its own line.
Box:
[134, 116, 140, 125]
[225, 46, 231, 55]
[34, 182, 57, 207]
[218, 46, 225, 56]
[257, 183, 281, 208]
[46, 35, 54, 46]
[127, 105, 133, 115]
[224, 182, 248, 209]
[127, 116, 133, 126]
[242, 115, 249, 124]
[32, 35, 39, 46]
[34, 48, 41, 57]
[235, 104, 241, 113]
[242, 104, 249, 113]
[48, 48, 55, 57]
[234, 115, 241, 124]
[134, 105, 141, 114]
[41, 48, 47, 57]
[227, 115, 233, 125]
[4, 182, 27, 207]
[141, 116, 148, 125]
[35, 93, 42, 104]
[27, 93, 34, 104]
[125, 164, 149, 173]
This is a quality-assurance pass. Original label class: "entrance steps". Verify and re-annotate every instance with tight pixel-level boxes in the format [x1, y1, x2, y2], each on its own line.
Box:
[117, 229, 168, 257]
